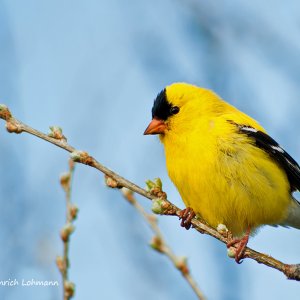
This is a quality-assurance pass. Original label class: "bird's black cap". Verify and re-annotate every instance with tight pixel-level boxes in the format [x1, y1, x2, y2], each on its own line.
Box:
[152, 89, 173, 120]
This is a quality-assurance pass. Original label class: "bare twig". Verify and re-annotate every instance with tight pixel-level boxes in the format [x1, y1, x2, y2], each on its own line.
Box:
[112, 184, 206, 300]
[1, 104, 300, 282]
[56, 159, 78, 300]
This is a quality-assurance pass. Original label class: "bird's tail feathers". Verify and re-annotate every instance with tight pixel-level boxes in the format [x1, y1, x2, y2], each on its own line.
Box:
[280, 197, 300, 230]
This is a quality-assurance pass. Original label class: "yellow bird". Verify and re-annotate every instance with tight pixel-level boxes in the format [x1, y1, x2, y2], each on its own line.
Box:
[144, 82, 300, 263]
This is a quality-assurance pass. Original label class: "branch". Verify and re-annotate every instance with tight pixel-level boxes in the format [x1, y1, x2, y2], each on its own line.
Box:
[56, 159, 78, 300]
[110, 184, 205, 300]
[1, 104, 300, 282]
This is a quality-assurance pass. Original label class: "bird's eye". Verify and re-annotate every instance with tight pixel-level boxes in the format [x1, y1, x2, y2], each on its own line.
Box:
[170, 106, 180, 115]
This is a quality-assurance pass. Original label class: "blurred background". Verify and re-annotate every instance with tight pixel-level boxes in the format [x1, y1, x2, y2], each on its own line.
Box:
[1, 0, 300, 299]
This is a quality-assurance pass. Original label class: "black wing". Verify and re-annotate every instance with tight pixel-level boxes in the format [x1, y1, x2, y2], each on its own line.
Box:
[230, 122, 300, 192]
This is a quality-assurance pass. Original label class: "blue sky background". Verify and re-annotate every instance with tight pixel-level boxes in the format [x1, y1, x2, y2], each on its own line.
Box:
[1, 1, 300, 299]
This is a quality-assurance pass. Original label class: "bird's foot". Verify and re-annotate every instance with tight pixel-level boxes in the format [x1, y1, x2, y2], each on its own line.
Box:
[179, 207, 195, 230]
[226, 228, 251, 264]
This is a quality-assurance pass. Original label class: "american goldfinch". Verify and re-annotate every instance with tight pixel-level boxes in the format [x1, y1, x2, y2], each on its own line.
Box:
[144, 82, 300, 263]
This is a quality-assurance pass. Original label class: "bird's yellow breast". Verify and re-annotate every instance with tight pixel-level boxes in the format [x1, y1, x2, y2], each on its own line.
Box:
[161, 112, 290, 236]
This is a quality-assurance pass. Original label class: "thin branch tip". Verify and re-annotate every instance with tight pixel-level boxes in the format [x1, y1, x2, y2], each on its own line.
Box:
[0, 104, 12, 120]
[119, 189, 205, 299]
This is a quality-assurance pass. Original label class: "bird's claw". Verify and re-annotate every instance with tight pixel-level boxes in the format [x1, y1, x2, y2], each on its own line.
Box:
[227, 230, 250, 264]
[179, 207, 195, 230]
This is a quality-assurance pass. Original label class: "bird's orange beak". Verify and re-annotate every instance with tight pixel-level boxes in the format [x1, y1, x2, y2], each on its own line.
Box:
[144, 118, 167, 135]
